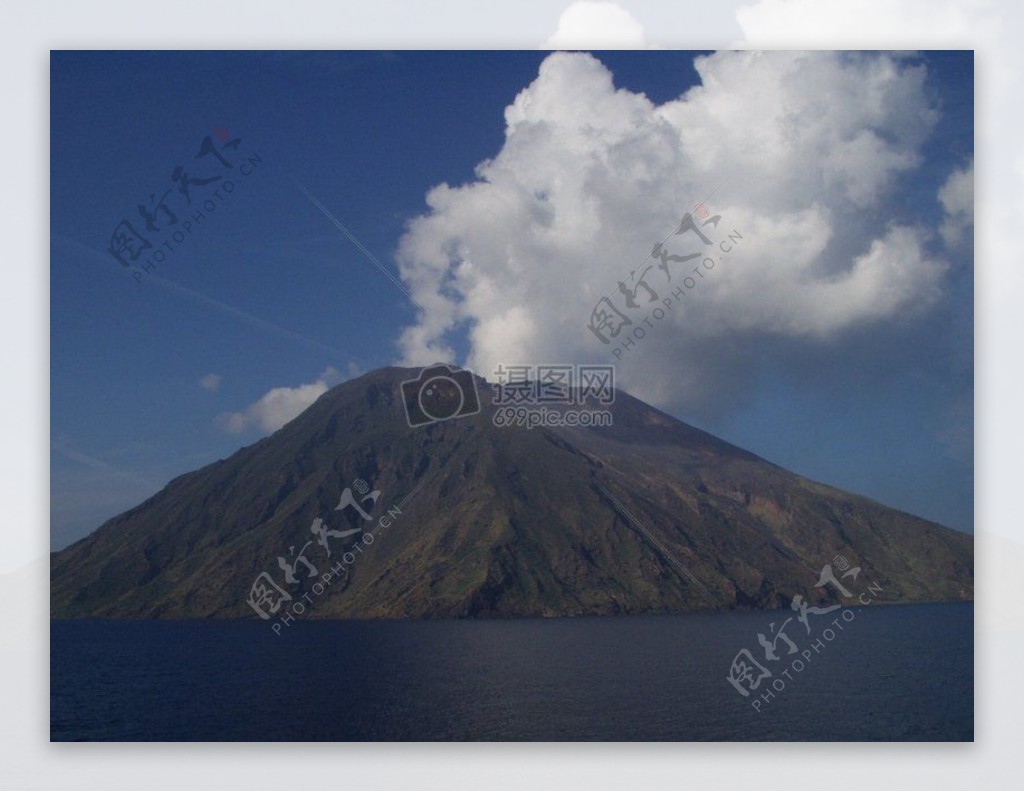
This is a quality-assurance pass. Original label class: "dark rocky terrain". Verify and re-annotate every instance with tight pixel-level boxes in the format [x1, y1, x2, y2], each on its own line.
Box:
[50, 366, 973, 619]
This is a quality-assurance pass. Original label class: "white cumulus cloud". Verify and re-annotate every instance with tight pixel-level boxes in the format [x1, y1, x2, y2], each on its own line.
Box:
[545, 1, 647, 49]
[394, 51, 954, 412]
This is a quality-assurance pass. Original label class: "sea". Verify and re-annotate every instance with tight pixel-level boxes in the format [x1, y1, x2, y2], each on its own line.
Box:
[50, 601, 972, 741]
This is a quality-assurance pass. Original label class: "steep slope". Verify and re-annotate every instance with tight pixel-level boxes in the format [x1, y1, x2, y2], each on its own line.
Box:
[50, 367, 973, 619]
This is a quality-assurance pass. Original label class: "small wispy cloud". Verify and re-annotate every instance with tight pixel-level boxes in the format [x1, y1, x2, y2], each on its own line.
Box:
[218, 366, 349, 436]
[199, 373, 222, 392]
[939, 158, 974, 247]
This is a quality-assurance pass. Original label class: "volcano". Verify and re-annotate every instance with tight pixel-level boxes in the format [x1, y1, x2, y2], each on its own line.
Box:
[50, 366, 973, 620]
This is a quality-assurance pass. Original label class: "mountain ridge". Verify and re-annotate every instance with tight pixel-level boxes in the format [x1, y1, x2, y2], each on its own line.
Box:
[50, 365, 973, 620]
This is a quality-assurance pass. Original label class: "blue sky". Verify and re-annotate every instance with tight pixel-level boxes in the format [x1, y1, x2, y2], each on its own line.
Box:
[51, 50, 973, 549]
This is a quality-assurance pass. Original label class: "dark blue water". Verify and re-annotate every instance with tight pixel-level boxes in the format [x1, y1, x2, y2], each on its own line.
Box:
[51, 601, 972, 741]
